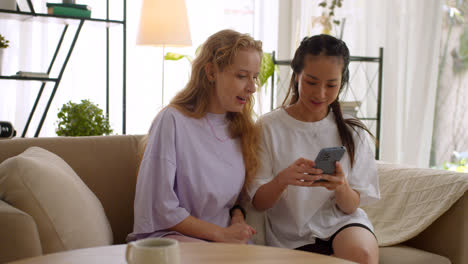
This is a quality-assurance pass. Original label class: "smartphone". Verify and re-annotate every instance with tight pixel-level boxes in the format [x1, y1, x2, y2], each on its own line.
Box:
[314, 146, 346, 175]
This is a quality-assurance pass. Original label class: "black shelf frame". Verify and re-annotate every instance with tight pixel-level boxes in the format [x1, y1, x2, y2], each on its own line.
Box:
[0, 0, 127, 137]
[270, 48, 384, 159]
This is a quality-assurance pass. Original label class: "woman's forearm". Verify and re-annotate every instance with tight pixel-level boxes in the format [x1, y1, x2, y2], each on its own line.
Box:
[335, 184, 360, 214]
[168, 215, 225, 241]
[252, 177, 287, 211]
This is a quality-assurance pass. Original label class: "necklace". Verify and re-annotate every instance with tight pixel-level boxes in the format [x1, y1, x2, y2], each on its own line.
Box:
[205, 116, 230, 142]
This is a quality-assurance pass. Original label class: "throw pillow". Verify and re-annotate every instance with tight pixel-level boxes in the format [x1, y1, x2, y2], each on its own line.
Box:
[0, 146, 113, 254]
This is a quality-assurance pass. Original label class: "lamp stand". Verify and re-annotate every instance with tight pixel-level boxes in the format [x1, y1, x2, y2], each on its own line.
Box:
[161, 45, 165, 106]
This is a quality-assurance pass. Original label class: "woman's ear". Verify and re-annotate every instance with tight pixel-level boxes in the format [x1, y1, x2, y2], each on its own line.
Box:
[205, 62, 216, 82]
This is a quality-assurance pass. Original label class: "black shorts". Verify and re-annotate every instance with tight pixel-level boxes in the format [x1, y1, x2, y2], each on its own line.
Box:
[294, 223, 376, 256]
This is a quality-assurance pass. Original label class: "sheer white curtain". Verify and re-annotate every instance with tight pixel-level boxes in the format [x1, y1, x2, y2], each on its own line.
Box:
[373, 0, 442, 167]
[277, 0, 442, 167]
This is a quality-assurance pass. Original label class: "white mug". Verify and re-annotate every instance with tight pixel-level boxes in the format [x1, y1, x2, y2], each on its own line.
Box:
[126, 238, 180, 264]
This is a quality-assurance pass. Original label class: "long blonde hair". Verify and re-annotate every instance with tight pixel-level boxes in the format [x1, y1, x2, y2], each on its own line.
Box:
[139, 29, 262, 190]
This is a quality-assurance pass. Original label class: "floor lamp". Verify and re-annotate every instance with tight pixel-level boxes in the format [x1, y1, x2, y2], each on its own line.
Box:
[136, 0, 192, 106]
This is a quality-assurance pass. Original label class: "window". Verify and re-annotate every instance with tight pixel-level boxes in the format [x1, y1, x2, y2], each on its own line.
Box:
[430, 0, 468, 171]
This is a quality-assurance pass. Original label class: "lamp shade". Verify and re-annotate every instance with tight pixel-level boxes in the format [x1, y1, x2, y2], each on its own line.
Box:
[137, 0, 192, 46]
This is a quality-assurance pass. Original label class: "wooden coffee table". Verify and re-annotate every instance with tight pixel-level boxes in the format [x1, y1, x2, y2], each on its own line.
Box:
[9, 243, 356, 264]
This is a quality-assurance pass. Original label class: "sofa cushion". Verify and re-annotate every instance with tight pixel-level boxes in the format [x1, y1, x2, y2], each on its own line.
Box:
[0, 146, 113, 254]
[380, 246, 450, 264]
[0, 200, 42, 263]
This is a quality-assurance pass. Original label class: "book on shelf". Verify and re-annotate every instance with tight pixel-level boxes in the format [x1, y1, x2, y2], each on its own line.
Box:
[46, 2, 92, 11]
[47, 5, 91, 18]
[15, 71, 49, 78]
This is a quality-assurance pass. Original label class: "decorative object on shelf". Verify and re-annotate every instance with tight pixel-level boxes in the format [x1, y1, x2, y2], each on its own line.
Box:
[136, 0, 192, 106]
[340, 100, 361, 117]
[56, 99, 113, 136]
[0, 0, 16, 11]
[0, 121, 16, 139]
[15, 71, 49, 78]
[0, 33, 9, 75]
[46, 2, 92, 18]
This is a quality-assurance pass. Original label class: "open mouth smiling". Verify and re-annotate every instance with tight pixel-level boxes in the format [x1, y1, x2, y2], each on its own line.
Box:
[237, 96, 247, 104]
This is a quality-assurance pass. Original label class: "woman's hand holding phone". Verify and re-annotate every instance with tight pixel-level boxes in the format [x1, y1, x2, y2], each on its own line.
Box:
[311, 161, 348, 191]
[274, 158, 323, 188]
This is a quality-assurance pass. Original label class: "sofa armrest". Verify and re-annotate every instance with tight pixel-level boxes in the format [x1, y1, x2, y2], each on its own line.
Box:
[404, 192, 467, 264]
[0, 200, 42, 263]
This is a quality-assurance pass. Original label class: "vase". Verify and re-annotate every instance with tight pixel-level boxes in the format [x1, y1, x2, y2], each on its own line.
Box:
[0, 0, 16, 10]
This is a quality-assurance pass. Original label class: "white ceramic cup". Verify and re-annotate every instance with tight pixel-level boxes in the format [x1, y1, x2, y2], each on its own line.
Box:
[126, 238, 180, 264]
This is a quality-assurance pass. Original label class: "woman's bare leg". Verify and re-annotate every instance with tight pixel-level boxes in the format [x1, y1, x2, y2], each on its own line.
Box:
[332, 226, 378, 264]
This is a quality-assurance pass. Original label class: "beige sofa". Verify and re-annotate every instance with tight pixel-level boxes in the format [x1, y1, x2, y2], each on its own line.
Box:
[0, 135, 466, 264]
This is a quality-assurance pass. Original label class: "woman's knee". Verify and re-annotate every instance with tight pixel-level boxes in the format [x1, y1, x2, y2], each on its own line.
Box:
[335, 244, 377, 264]
[352, 245, 376, 264]
[332, 226, 378, 264]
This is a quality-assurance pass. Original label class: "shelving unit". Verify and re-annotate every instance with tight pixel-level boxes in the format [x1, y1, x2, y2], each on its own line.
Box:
[270, 48, 383, 159]
[0, 0, 127, 137]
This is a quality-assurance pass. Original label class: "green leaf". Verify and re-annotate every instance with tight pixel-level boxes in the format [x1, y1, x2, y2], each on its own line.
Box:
[165, 52, 188, 61]
[258, 53, 275, 88]
[195, 45, 202, 56]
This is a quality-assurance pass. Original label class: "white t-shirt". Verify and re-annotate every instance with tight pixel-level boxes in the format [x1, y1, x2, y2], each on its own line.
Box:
[247, 108, 380, 249]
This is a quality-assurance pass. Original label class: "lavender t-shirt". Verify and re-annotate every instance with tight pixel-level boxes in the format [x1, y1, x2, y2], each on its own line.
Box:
[127, 107, 245, 241]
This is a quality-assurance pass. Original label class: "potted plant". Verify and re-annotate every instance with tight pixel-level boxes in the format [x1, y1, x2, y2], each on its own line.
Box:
[312, 0, 345, 36]
[56, 99, 113, 136]
[0, 33, 9, 75]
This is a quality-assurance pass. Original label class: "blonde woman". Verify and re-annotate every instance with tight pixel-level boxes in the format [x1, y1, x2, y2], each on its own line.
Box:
[127, 29, 262, 244]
